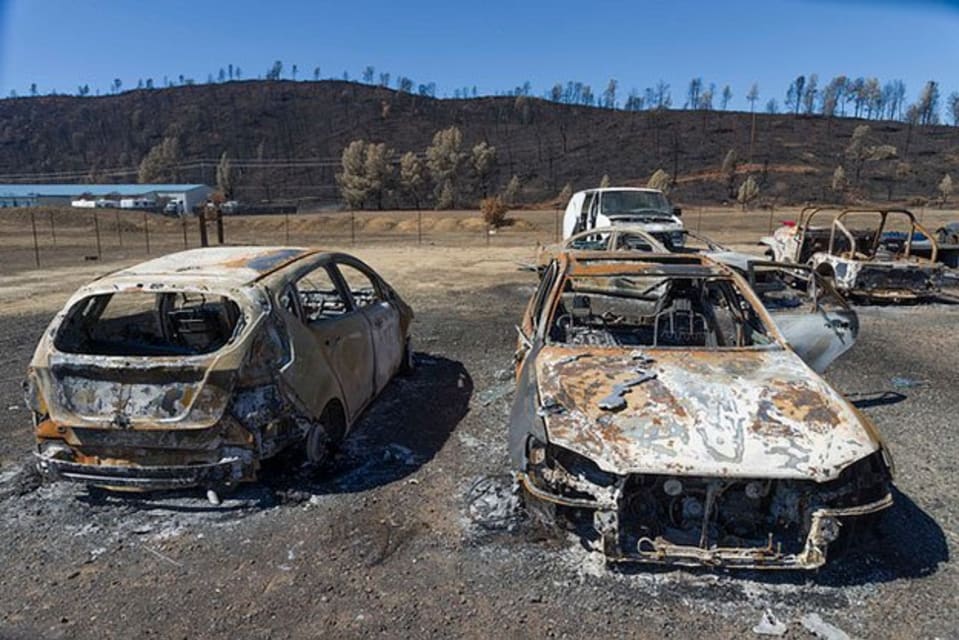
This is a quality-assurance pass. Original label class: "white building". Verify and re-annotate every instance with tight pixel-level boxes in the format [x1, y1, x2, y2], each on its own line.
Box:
[0, 184, 213, 214]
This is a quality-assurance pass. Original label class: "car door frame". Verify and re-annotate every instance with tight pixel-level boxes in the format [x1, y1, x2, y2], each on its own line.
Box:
[328, 255, 403, 395]
[276, 256, 377, 424]
[746, 260, 859, 372]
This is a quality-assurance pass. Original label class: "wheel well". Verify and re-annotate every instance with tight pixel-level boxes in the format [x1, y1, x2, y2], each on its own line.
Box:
[321, 399, 347, 441]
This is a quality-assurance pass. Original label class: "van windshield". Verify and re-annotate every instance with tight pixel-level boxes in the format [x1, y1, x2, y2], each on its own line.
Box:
[55, 291, 243, 356]
[600, 191, 670, 217]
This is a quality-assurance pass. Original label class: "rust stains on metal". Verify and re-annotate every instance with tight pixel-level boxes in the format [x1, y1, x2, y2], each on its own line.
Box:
[26, 246, 414, 493]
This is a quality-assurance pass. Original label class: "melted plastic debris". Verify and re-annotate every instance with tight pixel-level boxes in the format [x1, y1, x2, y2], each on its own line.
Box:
[753, 610, 788, 636]
[800, 613, 851, 640]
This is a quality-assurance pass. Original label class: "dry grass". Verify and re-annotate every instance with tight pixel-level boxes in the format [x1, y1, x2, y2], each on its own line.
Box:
[2, 205, 958, 275]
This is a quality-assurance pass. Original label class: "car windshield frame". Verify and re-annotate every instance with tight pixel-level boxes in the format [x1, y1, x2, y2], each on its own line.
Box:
[541, 270, 779, 351]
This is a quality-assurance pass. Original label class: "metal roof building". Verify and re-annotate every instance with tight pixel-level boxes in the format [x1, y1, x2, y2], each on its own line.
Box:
[0, 184, 213, 213]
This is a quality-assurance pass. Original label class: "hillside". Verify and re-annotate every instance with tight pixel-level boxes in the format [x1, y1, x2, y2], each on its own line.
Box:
[1, 80, 958, 206]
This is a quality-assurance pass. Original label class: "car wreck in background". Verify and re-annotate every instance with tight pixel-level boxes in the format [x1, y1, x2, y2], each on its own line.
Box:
[509, 253, 892, 569]
[536, 228, 859, 372]
[536, 226, 670, 271]
[24, 247, 413, 498]
[761, 207, 951, 303]
[562, 187, 685, 248]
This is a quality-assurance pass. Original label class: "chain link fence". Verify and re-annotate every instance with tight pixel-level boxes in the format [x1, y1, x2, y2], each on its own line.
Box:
[3, 205, 954, 274]
[0, 207, 570, 272]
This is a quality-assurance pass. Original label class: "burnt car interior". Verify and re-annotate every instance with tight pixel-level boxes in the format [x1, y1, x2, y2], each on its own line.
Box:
[337, 263, 381, 308]
[615, 233, 658, 252]
[566, 231, 660, 253]
[55, 291, 242, 356]
[568, 232, 612, 251]
[291, 267, 349, 321]
[548, 273, 772, 348]
[281, 262, 384, 323]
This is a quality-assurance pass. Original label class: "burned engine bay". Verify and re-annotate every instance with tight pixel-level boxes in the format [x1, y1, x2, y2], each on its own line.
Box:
[523, 441, 892, 568]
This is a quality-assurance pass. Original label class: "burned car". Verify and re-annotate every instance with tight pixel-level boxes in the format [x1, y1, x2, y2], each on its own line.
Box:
[535, 226, 669, 271]
[25, 247, 413, 496]
[535, 229, 859, 373]
[761, 207, 947, 303]
[509, 253, 892, 569]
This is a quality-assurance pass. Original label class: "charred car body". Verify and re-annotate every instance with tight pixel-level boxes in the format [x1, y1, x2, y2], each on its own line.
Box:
[25, 247, 413, 493]
[509, 254, 892, 569]
[761, 207, 948, 303]
[536, 229, 860, 373]
[536, 226, 670, 271]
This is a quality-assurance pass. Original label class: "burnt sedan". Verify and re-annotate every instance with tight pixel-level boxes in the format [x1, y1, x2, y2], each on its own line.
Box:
[25, 247, 413, 497]
[509, 253, 892, 569]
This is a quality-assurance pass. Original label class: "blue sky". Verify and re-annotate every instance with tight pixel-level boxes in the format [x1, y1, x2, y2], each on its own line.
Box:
[0, 0, 957, 110]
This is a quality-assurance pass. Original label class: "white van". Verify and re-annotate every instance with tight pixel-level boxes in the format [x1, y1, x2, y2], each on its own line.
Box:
[562, 187, 685, 248]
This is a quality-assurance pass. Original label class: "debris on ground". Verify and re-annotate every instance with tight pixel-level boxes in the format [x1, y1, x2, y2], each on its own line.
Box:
[800, 612, 851, 640]
[0, 462, 42, 499]
[890, 376, 923, 389]
[477, 382, 513, 406]
[465, 475, 522, 531]
[752, 610, 788, 636]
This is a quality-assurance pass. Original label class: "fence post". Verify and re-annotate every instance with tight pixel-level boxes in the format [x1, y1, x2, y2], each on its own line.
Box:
[49, 210, 56, 247]
[198, 209, 209, 247]
[30, 209, 40, 267]
[216, 209, 224, 245]
[93, 211, 102, 260]
[181, 215, 188, 249]
[144, 212, 151, 254]
[115, 209, 123, 247]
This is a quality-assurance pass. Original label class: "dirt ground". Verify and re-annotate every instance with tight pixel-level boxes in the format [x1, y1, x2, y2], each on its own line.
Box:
[0, 207, 957, 639]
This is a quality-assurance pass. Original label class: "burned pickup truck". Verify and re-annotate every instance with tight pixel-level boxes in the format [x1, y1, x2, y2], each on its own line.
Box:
[509, 253, 892, 569]
[24, 247, 413, 498]
[761, 207, 948, 303]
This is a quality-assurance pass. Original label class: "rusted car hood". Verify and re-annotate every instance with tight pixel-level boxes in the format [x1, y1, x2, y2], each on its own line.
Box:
[535, 345, 880, 482]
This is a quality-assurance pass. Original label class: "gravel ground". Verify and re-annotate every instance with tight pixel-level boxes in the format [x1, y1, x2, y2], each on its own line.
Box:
[0, 246, 956, 639]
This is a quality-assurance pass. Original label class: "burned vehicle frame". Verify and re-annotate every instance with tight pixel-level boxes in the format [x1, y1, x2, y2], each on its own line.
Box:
[25, 247, 414, 494]
[761, 207, 947, 303]
[509, 254, 893, 569]
[537, 237, 861, 374]
[535, 226, 669, 272]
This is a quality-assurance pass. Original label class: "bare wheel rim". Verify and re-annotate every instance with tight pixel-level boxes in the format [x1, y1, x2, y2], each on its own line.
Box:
[306, 424, 331, 465]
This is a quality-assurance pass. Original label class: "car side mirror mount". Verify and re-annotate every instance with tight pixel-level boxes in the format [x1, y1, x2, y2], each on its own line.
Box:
[672, 206, 683, 217]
